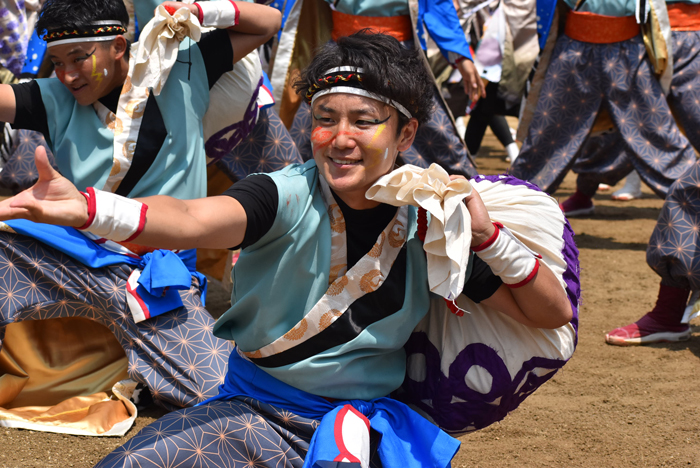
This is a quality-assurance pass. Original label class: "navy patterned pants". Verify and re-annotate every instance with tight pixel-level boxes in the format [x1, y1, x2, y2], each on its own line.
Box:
[510, 34, 696, 197]
[289, 89, 477, 179]
[95, 398, 317, 468]
[572, 30, 700, 196]
[0, 231, 233, 410]
[647, 31, 700, 290]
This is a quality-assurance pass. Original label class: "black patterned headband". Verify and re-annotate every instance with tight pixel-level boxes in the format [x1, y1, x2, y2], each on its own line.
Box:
[306, 66, 413, 119]
[44, 21, 126, 48]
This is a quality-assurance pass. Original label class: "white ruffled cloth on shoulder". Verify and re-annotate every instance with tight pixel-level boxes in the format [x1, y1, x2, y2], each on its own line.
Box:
[131, 4, 202, 95]
[366, 163, 473, 301]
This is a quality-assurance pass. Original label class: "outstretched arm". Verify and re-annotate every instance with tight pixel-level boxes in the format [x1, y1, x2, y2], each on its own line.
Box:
[465, 186, 573, 329]
[0, 146, 248, 250]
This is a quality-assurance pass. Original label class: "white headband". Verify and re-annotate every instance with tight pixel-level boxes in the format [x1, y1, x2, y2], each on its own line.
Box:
[45, 21, 125, 48]
[310, 67, 413, 119]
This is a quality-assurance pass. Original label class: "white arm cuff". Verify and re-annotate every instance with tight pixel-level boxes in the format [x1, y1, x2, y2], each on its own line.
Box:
[79, 187, 148, 242]
[473, 223, 540, 288]
[195, 1, 239, 28]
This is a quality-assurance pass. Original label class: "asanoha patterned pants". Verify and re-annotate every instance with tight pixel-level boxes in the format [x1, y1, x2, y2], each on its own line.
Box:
[572, 30, 700, 195]
[95, 397, 318, 468]
[0, 231, 232, 411]
[511, 34, 696, 197]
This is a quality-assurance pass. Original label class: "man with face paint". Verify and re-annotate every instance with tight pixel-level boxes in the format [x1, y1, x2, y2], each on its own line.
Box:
[270, 0, 484, 179]
[0, 32, 580, 466]
[0, 0, 283, 423]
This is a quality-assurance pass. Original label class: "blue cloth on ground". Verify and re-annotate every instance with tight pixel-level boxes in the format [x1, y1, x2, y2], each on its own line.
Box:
[4, 219, 207, 312]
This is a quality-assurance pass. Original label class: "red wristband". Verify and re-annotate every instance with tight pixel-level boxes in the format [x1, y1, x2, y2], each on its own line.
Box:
[193, 2, 204, 23]
[505, 259, 540, 289]
[471, 222, 503, 252]
[77, 187, 97, 230]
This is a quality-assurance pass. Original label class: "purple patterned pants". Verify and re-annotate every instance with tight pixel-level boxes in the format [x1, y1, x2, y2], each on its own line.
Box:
[0, 231, 233, 411]
[510, 34, 696, 197]
[215, 106, 303, 183]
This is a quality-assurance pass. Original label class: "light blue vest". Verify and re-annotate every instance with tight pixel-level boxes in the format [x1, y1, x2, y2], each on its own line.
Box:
[563, 0, 637, 16]
[36, 38, 209, 199]
[214, 161, 433, 400]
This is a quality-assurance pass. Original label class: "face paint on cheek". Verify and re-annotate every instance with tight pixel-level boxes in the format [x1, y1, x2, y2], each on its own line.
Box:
[103, 68, 108, 77]
[91, 54, 104, 87]
[364, 124, 388, 169]
[55, 69, 66, 83]
[311, 126, 335, 155]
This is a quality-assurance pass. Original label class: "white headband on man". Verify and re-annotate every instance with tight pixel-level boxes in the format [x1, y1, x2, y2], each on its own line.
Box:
[44, 20, 126, 48]
[309, 67, 413, 119]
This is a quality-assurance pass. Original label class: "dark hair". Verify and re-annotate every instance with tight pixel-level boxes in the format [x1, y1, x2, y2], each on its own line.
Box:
[294, 30, 435, 133]
[36, 0, 129, 37]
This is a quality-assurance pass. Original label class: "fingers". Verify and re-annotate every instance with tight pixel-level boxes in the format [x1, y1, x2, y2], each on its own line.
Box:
[477, 77, 486, 99]
[0, 195, 34, 221]
[34, 146, 59, 182]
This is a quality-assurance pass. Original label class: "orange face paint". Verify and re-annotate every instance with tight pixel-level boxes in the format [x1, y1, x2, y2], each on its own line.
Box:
[311, 126, 335, 156]
[55, 69, 66, 83]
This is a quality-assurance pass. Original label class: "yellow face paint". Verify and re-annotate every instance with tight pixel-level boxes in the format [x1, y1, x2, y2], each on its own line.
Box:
[364, 124, 388, 169]
[91, 54, 104, 86]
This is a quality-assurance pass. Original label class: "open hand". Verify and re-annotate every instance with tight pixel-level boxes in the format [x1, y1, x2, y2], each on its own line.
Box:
[456, 59, 486, 105]
[0, 146, 88, 227]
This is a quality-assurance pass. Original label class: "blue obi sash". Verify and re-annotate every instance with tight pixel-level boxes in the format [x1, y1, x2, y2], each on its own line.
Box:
[202, 349, 460, 468]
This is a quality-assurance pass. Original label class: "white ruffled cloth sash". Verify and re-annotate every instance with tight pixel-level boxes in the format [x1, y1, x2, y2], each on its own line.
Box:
[131, 4, 202, 95]
[366, 164, 473, 301]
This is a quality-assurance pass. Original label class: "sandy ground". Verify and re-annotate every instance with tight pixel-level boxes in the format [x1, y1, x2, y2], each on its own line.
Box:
[2, 126, 700, 467]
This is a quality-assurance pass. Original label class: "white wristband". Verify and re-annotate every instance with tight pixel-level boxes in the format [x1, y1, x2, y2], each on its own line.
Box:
[78, 187, 148, 242]
[194, 1, 239, 28]
[472, 222, 540, 288]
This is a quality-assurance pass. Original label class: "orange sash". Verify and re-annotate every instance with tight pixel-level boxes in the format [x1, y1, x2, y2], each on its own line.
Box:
[564, 11, 639, 44]
[331, 10, 413, 42]
[668, 3, 700, 31]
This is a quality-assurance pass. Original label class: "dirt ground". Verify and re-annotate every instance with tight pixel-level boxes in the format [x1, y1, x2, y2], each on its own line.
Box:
[2, 127, 700, 467]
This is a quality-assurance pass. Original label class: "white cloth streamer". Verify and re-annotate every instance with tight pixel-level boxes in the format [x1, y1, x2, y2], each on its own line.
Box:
[366, 163, 472, 300]
[131, 4, 202, 96]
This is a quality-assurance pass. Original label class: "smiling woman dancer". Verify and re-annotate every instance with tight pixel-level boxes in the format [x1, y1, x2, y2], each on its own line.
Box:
[0, 32, 579, 468]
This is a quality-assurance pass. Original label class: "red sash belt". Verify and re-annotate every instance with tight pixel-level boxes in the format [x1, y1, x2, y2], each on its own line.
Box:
[668, 3, 700, 31]
[331, 10, 413, 42]
[565, 10, 639, 44]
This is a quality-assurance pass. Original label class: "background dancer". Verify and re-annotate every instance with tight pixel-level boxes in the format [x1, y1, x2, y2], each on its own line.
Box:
[560, 1, 700, 217]
[606, 1, 700, 346]
[510, 0, 696, 202]
[0, 0, 282, 433]
[270, 0, 485, 178]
